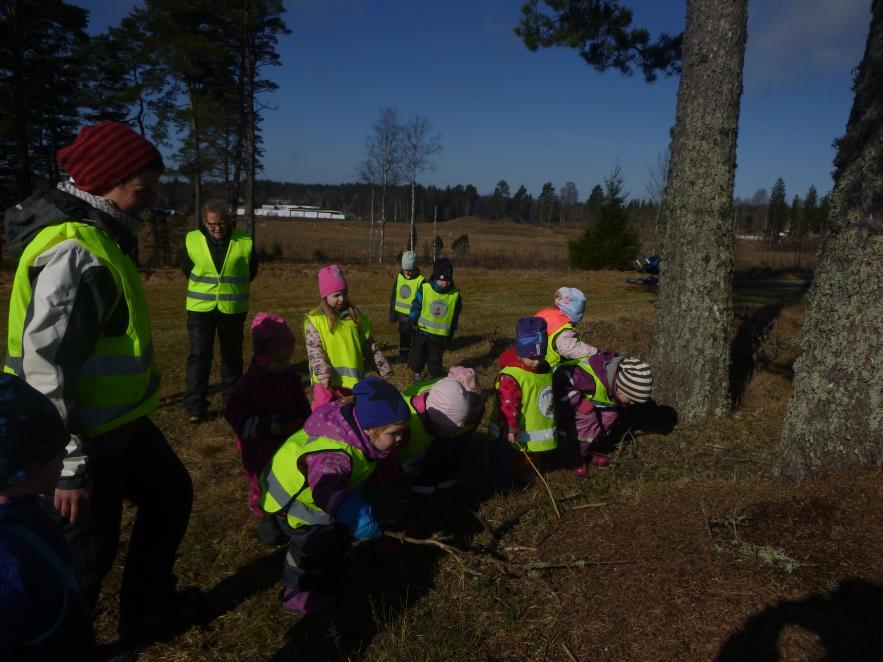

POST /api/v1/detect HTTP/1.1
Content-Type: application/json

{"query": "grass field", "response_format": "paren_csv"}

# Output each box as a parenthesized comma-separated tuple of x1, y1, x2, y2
(1, 219, 878, 661)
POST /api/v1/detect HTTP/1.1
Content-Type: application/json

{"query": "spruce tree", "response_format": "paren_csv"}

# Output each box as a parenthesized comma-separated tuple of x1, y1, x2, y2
(568, 165, 639, 270)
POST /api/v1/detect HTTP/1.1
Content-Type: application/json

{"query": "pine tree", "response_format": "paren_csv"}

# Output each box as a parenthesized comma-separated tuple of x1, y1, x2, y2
(768, 177, 787, 243)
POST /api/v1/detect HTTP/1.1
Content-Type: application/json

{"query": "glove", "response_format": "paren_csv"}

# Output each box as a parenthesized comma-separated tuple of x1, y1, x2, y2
(334, 494, 382, 540)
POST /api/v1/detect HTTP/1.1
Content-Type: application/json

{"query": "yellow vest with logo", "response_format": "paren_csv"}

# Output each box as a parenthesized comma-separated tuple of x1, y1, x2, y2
(5, 222, 159, 436)
(185, 229, 252, 314)
(397, 380, 437, 473)
(417, 283, 459, 337)
(259, 429, 374, 529)
(394, 273, 425, 315)
(304, 309, 371, 388)
(489, 366, 556, 452)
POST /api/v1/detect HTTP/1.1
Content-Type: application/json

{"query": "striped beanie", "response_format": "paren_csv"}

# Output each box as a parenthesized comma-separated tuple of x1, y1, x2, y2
(57, 121, 163, 194)
(615, 358, 653, 403)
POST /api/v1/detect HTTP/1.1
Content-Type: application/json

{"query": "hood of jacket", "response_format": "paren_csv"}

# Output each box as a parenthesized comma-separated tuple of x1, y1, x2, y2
(4, 187, 139, 258)
(303, 401, 391, 461)
(498, 346, 549, 373)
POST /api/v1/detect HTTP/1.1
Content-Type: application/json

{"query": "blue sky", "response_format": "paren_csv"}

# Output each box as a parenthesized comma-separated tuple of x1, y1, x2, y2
(78, 0, 870, 201)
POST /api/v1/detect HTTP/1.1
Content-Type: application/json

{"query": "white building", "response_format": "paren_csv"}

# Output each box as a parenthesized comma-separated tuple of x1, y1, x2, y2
(237, 204, 347, 221)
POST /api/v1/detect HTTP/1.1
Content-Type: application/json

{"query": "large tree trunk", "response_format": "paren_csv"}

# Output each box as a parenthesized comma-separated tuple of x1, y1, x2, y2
(243, 0, 257, 238)
(188, 85, 202, 226)
(776, 0, 883, 482)
(650, 0, 747, 422)
(11, 0, 32, 199)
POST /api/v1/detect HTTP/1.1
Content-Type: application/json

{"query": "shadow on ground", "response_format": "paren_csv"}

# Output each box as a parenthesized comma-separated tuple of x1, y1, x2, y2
(717, 578, 883, 661)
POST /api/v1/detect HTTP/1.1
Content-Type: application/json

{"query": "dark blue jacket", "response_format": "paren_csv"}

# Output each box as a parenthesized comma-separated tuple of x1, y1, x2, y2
(0, 497, 94, 658)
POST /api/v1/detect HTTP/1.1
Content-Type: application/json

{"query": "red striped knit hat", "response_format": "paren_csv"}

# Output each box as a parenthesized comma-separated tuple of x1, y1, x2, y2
(57, 121, 163, 194)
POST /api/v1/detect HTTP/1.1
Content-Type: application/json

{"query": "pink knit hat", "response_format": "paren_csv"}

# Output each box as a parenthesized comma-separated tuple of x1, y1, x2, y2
(445, 366, 481, 395)
(426, 372, 483, 432)
(318, 264, 348, 298)
(251, 312, 295, 367)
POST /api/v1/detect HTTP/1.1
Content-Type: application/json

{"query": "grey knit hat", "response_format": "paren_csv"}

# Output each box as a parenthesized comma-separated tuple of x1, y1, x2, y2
(615, 358, 653, 403)
(401, 251, 418, 270)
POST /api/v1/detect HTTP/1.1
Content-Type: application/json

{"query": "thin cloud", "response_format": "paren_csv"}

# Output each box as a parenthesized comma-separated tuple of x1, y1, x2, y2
(745, 0, 869, 91)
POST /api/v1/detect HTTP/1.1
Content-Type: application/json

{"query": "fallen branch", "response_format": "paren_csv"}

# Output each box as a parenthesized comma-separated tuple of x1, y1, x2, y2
(383, 531, 484, 577)
(569, 502, 607, 511)
(519, 558, 637, 571)
(518, 446, 561, 519)
(562, 641, 580, 662)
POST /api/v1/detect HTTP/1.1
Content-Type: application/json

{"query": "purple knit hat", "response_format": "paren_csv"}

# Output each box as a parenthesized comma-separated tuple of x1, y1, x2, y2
(353, 377, 411, 429)
(515, 317, 548, 358)
(251, 312, 295, 367)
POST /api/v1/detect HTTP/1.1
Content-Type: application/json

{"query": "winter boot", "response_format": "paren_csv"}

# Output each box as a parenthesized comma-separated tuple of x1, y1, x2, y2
(280, 587, 336, 616)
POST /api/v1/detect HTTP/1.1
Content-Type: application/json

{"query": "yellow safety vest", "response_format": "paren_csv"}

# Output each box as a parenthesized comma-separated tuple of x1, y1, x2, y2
(397, 380, 437, 473)
(185, 229, 252, 314)
(304, 309, 371, 389)
(489, 366, 556, 453)
(559, 358, 617, 409)
(259, 430, 374, 530)
(535, 307, 575, 369)
(5, 222, 159, 436)
(394, 273, 425, 314)
(417, 283, 459, 337)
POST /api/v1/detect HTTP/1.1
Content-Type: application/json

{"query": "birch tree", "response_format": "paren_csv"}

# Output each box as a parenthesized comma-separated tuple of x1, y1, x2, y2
(403, 114, 442, 251)
(362, 107, 403, 263)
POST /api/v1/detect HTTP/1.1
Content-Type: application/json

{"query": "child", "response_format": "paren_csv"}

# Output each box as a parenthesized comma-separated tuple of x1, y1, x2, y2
(534, 287, 599, 369)
(409, 257, 462, 379)
(258, 377, 411, 615)
(554, 354, 653, 475)
(388, 250, 425, 364)
(398, 367, 484, 496)
(488, 317, 556, 488)
(305, 264, 391, 409)
(0, 374, 94, 658)
(224, 312, 311, 544)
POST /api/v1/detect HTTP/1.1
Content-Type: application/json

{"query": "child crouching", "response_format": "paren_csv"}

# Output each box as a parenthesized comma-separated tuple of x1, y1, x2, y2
(398, 367, 484, 496)
(258, 377, 411, 615)
(224, 313, 311, 544)
(554, 353, 653, 475)
(488, 317, 556, 489)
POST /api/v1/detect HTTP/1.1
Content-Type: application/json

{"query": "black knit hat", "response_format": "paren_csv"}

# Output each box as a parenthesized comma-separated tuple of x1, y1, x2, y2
(0, 374, 67, 491)
(431, 258, 453, 281)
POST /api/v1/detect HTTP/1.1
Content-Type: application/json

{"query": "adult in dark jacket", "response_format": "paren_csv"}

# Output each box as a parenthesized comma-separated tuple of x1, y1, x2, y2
(181, 200, 259, 422)
(3, 120, 196, 640)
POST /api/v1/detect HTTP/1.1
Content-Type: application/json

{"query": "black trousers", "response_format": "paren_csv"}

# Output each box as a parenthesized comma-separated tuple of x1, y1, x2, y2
(409, 332, 447, 378)
(63, 417, 193, 629)
(396, 313, 415, 359)
(278, 521, 351, 593)
(184, 309, 246, 415)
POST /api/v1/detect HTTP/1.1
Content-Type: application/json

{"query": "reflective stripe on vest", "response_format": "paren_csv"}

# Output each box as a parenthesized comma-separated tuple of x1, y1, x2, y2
(303, 310, 371, 389)
(6, 222, 159, 436)
(185, 229, 252, 314)
(417, 284, 459, 336)
(394, 273, 424, 314)
(259, 430, 374, 530)
(494, 366, 556, 452)
(535, 307, 574, 369)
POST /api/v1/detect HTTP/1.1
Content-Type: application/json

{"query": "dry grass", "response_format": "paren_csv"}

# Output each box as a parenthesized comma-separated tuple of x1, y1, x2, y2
(2, 219, 879, 662)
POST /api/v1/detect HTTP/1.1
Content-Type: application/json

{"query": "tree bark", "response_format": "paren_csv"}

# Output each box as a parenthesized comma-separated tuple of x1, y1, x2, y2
(243, 0, 257, 238)
(650, 0, 747, 422)
(776, 0, 883, 481)
(188, 84, 202, 226)
(10, 0, 32, 199)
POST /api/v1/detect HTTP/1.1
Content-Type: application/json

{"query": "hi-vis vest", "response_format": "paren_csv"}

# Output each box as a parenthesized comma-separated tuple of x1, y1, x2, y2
(560, 355, 622, 410)
(394, 273, 424, 315)
(185, 229, 252, 314)
(535, 307, 575, 368)
(304, 309, 371, 389)
(417, 283, 459, 337)
(259, 430, 374, 530)
(397, 380, 437, 474)
(5, 222, 159, 436)
(488, 366, 556, 452)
